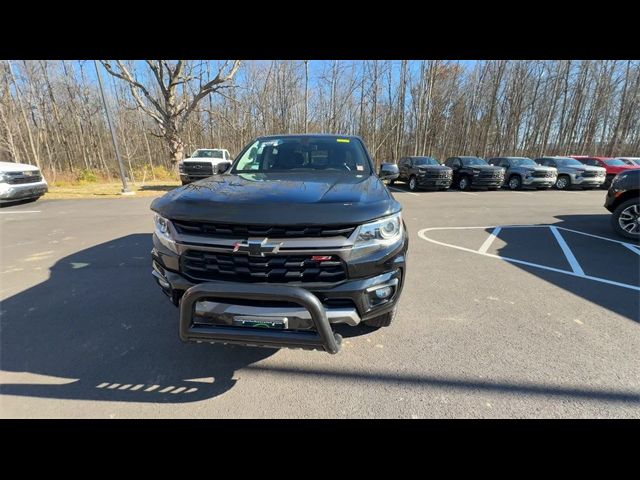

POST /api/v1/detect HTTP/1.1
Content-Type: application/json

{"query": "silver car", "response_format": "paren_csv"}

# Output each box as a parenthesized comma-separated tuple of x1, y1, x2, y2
(534, 156, 606, 190)
(487, 157, 557, 190)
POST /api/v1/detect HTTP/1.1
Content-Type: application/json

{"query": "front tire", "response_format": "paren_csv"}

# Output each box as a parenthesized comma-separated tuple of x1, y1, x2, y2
(611, 198, 640, 240)
(408, 175, 419, 192)
(458, 176, 471, 191)
(508, 175, 522, 190)
(362, 307, 396, 328)
(555, 175, 570, 190)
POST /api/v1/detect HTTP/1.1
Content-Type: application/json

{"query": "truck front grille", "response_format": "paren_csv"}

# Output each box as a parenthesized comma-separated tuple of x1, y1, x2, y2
(182, 250, 347, 283)
(479, 170, 502, 179)
(183, 162, 214, 176)
(173, 221, 357, 239)
(6, 172, 42, 184)
(424, 170, 451, 178)
(532, 171, 554, 178)
(581, 171, 598, 178)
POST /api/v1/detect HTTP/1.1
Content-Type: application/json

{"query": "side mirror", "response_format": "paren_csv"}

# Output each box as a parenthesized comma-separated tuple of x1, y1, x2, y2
(218, 162, 230, 174)
(379, 162, 399, 181)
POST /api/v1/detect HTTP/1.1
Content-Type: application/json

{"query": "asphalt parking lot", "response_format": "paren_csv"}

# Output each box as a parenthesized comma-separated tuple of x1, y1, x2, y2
(1, 187, 639, 418)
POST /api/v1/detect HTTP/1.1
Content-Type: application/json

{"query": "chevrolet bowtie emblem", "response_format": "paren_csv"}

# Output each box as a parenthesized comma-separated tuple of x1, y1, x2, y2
(233, 238, 283, 257)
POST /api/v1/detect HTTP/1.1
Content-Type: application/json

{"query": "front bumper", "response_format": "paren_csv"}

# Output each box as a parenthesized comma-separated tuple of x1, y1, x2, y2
(522, 176, 556, 187)
(180, 173, 211, 183)
(417, 176, 453, 188)
(570, 174, 605, 186)
(471, 177, 504, 187)
(152, 234, 407, 353)
(179, 283, 343, 353)
(0, 180, 48, 201)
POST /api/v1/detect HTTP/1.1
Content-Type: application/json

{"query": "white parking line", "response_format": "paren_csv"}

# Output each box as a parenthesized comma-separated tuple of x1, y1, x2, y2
(508, 191, 534, 195)
(458, 192, 478, 196)
(549, 226, 585, 276)
(389, 187, 419, 196)
(0, 210, 41, 214)
(417, 225, 640, 292)
(622, 243, 640, 255)
(478, 226, 502, 254)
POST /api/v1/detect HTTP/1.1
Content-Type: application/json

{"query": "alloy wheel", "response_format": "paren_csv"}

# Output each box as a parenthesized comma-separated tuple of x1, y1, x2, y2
(618, 204, 640, 234)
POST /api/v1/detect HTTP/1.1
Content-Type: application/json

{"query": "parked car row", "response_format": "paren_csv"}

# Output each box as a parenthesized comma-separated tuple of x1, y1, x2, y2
(388, 155, 640, 192)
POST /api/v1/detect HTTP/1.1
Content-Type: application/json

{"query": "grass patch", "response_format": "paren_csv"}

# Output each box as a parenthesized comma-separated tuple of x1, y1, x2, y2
(46, 180, 181, 199)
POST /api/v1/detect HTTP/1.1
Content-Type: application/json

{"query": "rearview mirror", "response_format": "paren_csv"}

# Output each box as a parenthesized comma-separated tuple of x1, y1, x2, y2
(379, 162, 399, 181)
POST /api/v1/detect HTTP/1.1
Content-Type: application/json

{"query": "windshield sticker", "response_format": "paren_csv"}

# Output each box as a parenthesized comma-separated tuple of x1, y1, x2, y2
(336, 138, 350, 143)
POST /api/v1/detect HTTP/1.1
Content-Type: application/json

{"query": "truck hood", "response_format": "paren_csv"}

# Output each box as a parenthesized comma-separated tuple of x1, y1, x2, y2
(465, 164, 503, 171)
(569, 165, 606, 173)
(520, 165, 556, 173)
(417, 165, 452, 172)
(0, 161, 39, 173)
(151, 172, 401, 225)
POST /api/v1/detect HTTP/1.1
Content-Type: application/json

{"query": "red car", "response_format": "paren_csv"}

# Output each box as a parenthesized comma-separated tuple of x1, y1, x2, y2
(570, 155, 640, 189)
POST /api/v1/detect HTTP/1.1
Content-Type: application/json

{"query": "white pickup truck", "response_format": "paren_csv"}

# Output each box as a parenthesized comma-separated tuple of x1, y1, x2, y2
(0, 161, 48, 204)
(179, 148, 232, 185)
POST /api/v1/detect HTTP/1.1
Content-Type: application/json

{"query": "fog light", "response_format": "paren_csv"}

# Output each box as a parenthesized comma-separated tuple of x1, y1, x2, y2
(374, 286, 393, 299)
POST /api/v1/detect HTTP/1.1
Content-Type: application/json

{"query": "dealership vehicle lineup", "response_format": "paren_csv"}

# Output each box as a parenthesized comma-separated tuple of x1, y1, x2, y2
(1, 137, 639, 418)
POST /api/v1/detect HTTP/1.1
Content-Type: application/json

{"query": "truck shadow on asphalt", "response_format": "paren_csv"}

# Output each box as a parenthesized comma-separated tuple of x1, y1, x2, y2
(492, 214, 639, 323)
(0, 234, 278, 404)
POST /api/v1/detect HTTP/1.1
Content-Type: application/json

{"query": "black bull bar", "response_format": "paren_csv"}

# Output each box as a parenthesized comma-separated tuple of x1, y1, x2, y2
(179, 283, 343, 354)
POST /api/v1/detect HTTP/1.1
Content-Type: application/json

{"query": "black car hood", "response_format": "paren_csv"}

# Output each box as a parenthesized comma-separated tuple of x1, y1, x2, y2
(151, 172, 400, 225)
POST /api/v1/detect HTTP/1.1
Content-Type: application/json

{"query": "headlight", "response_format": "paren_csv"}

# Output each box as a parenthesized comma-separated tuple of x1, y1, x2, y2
(153, 213, 178, 253)
(0, 172, 8, 183)
(351, 212, 403, 260)
(472, 169, 480, 176)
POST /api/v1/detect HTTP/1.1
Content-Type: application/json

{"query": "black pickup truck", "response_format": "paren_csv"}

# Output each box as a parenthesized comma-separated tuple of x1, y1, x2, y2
(392, 156, 453, 191)
(150, 134, 408, 354)
(444, 156, 505, 190)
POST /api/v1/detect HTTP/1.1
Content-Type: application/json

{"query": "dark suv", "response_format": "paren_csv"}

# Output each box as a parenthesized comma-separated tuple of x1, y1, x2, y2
(444, 156, 505, 190)
(604, 169, 640, 240)
(392, 156, 453, 191)
(150, 134, 408, 354)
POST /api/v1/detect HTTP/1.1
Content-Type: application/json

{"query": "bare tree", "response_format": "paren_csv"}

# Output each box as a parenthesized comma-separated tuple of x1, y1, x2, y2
(100, 60, 241, 166)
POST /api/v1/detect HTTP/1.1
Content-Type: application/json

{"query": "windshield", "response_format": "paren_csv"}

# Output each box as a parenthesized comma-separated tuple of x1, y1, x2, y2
(461, 157, 487, 166)
(193, 150, 224, 159)
(414, 157, 439, 166)
(603, 159, 628, 166)
(510, 158, 537, 167)
(232, 136, 372, 174)
(556, 158, 584, 167)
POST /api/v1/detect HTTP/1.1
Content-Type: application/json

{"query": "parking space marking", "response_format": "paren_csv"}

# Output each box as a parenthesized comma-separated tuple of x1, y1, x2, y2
(622, 243, 640, 256)
(478, 226, 502, 254)
(389, 187, 419, 196)
(0, 210, 41, 214)
(458, 192, 478, 196)
(549, 226, 585, 276)
(418, 225, 640, 292)
(508, 191, 534, 195)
